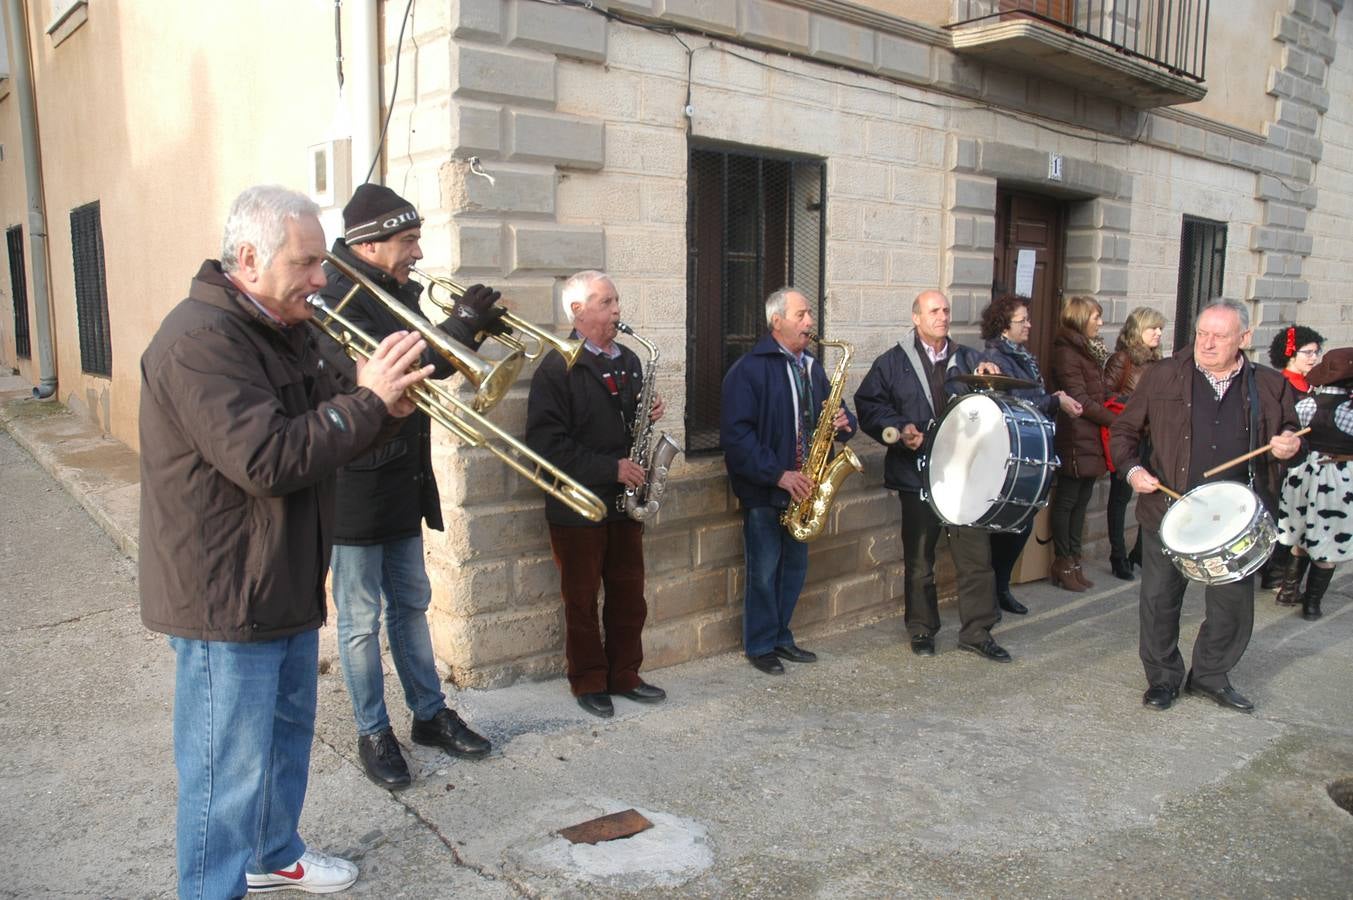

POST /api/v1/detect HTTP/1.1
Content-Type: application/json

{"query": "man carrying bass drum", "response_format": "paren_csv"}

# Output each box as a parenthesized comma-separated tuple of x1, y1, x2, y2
(853, 289, 1012, 664)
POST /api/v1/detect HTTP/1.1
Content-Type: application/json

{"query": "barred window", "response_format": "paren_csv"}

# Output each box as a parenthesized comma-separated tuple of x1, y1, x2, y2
(686, 146, 825, 454)
(1174, 215, 1226, 352)
(70, 201, 113, 377)
(6, 226, 30, 359)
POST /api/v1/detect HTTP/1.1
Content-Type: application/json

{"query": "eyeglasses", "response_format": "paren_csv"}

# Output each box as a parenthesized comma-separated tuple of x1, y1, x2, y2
(1009, 317, 1031, 325)
(1295, 348, 1322, 358)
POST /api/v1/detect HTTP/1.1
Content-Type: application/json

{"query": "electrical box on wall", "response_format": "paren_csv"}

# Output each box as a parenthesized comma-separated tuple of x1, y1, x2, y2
(308, 139, 352, 209)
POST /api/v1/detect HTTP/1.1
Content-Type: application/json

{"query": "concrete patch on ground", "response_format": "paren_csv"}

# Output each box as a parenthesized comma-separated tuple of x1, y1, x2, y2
(504, 801, 713, 890)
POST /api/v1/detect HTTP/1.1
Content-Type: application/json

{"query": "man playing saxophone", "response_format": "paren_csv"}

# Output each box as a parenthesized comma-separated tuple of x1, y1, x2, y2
(720, 287, 857, 676)
(318, 184, 503, 789)
(525, 270, 668, 718)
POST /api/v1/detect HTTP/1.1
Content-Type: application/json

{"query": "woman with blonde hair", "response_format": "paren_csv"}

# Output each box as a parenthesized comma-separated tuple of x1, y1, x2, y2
(1102, 306, 1166, 579)
(1048, 296, 1115, 590)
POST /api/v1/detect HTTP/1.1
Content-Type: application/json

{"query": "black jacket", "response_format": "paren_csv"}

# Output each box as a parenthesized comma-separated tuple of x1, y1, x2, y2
(525, 336, 644, 527)
(853, 330, 988, 494)
(317, 239, 481, 544)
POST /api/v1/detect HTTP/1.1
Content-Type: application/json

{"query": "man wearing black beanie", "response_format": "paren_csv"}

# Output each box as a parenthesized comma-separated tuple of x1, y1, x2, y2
(319, 182, 503, 789)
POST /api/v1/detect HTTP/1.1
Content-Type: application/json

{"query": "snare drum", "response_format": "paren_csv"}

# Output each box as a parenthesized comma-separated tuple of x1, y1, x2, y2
(921, 392, 1059, 531)
(1158, 481, 1276, 584)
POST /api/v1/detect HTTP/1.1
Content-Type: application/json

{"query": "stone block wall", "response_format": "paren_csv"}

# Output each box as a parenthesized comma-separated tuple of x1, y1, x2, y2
(378, 0, 1350, 687)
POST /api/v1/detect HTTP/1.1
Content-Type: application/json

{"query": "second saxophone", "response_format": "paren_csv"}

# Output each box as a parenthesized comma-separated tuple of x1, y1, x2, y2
(781, 335, 863, 542)
(616, 322, 681, 520)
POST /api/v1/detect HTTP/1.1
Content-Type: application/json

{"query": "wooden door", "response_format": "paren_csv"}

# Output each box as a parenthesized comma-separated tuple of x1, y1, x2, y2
(992, 189, 1065, 367)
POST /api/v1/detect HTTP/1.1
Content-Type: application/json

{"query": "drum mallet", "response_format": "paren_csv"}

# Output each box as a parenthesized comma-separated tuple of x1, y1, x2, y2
(1201, 427, 1311, 479)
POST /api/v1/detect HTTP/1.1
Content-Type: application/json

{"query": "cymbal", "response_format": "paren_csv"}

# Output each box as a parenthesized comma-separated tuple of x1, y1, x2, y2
(947, 373, 1038, 392)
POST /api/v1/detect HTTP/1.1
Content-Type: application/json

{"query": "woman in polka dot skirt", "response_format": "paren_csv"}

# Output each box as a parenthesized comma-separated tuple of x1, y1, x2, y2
(1273, 346, 1353, 620)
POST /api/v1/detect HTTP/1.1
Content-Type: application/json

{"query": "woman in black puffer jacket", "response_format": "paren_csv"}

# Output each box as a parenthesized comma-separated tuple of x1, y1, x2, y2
(980, 294, 1082, 615)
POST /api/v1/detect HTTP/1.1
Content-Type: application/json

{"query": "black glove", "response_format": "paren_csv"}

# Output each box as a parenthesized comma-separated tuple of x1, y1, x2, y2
(453, 283, 501, 326)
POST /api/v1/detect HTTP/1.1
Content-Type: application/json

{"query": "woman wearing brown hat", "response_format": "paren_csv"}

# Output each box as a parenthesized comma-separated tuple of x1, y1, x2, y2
(1272, 346, 1353, 620)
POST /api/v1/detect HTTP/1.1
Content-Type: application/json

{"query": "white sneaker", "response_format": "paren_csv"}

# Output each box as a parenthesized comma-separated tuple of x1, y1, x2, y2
(246, 848, 358, 894)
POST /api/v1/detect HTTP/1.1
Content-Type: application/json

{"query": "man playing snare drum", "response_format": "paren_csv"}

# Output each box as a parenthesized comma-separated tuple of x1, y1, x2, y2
(1110, 299, 1301, 713)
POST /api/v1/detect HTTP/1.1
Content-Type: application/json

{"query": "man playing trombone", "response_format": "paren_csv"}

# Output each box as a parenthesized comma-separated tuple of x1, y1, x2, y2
(525, 270, 668, 718)
(319, 184, 502, 788)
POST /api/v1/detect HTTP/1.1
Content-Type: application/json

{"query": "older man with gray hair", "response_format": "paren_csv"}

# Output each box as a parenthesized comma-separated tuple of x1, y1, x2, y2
(139, 184, 432, 897)
(721, 286, 857, 675)
(1111, 299, 1302, 714)
(526, 270, 668, 718)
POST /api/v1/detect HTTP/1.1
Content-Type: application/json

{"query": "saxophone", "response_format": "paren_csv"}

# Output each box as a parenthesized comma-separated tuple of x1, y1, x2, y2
(616, 322, 681, 521)
(781, 335, 864, 542)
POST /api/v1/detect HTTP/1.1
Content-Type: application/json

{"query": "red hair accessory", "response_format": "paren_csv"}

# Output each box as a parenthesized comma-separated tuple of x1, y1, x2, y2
(1285, 326, 1296, 358)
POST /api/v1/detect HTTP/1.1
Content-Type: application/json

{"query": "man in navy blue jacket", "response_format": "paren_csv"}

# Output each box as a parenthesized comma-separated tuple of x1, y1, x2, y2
(854, 290, 1011, 662)
(721, 287, 857, 675)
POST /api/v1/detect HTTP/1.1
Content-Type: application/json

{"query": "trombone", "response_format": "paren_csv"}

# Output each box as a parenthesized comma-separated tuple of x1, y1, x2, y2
(324, 252, 523, 412)
(307, 291, 607, 523)
(412, 267, 586, 369)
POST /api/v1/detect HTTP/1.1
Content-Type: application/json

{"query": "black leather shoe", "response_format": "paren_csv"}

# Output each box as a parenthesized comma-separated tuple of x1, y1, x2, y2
(997, 591, 1028, 615)
(957, 637, 1012, 663)
(576, 692, 615, 717)
(1110, 556, 1135, 581)
(910, 635, 935, 657)
(1142, 684, 1179, 710)
(1184, 672, 1254, 712)
(749, 652, 785, 675)
(411, 708, 492, 758)
(358, 728, 411, 790)
(616, 681, 666, 703)
(774, 644, 818, 663)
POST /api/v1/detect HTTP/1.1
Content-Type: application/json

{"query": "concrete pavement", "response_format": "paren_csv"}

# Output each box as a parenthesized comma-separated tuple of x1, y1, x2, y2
(1, 377, 1351, 898)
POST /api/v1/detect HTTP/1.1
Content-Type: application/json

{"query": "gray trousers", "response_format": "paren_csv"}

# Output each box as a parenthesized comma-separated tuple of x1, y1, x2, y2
(1139, 527, 1254, 691)
(900, 491, 999, 645)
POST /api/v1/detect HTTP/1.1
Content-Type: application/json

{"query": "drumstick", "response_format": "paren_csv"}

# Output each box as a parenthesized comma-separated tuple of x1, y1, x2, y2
(881, 426, 900, 445)
(1201, 427, 1312, 478)
(1156, 484, 1183, 501)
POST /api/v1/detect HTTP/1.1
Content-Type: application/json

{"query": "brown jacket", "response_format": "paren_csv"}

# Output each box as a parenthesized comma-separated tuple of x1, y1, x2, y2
(1108, 350, 1299, 532)
(1103, 348, 1154, 398)
(1049, 327, 1116, 478)
(139, 261, 394, 642)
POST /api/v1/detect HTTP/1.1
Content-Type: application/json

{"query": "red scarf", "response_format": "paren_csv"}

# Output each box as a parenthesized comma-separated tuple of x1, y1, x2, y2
(1100, 397, 1127, 472)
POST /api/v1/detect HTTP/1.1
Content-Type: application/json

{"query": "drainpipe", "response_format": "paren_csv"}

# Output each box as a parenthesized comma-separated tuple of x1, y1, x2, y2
(4, 0, 57, 399)
(348, 0, 381, 186)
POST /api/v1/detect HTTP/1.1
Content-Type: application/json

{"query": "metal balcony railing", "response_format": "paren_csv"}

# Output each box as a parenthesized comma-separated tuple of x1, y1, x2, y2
(951, 1, 1210, 82)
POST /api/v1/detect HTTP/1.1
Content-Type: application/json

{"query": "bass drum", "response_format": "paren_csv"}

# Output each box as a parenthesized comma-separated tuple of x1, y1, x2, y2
(1159, 481, 1276, 584)
(921, 392, 1059, 532)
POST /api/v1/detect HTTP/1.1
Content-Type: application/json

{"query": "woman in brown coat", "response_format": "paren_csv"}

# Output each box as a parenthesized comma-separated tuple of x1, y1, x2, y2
(1102, 306, 1166, 580)
(1048, 296, 1116, 590)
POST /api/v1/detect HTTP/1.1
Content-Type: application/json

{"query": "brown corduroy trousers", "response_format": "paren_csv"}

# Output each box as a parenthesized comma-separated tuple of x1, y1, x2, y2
(548, 520, 647, 695)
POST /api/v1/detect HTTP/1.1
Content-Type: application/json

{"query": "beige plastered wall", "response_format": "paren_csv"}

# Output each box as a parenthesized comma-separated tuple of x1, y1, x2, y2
(1178, 0, 1282, 134)
(0, 71, 32, 376)
(7, 0, 351, 449)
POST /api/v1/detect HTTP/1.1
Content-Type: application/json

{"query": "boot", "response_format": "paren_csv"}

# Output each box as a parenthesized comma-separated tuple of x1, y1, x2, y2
(1274, 554, 1311, 606)
(1110, 555, 1135, 581)
(1261, 543, 1292, 591)
(1051, 556, 1087, 592)
(1127, 539, 1142, 569)
(1301, 565, 1334, 620)
(1072, 556, 1095, 589)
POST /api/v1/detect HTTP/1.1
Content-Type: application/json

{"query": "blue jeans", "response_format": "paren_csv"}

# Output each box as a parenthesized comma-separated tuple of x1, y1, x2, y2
(332, 537, 445, 735)
(742, 506, 809, 656)
(170, 631, 316, 900)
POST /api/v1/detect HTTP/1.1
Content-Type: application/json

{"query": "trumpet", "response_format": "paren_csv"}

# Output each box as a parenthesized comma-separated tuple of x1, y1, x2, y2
(324, 252, 522, 412)
(308, 292, 607, 523)
(412, 267, 586, 369)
